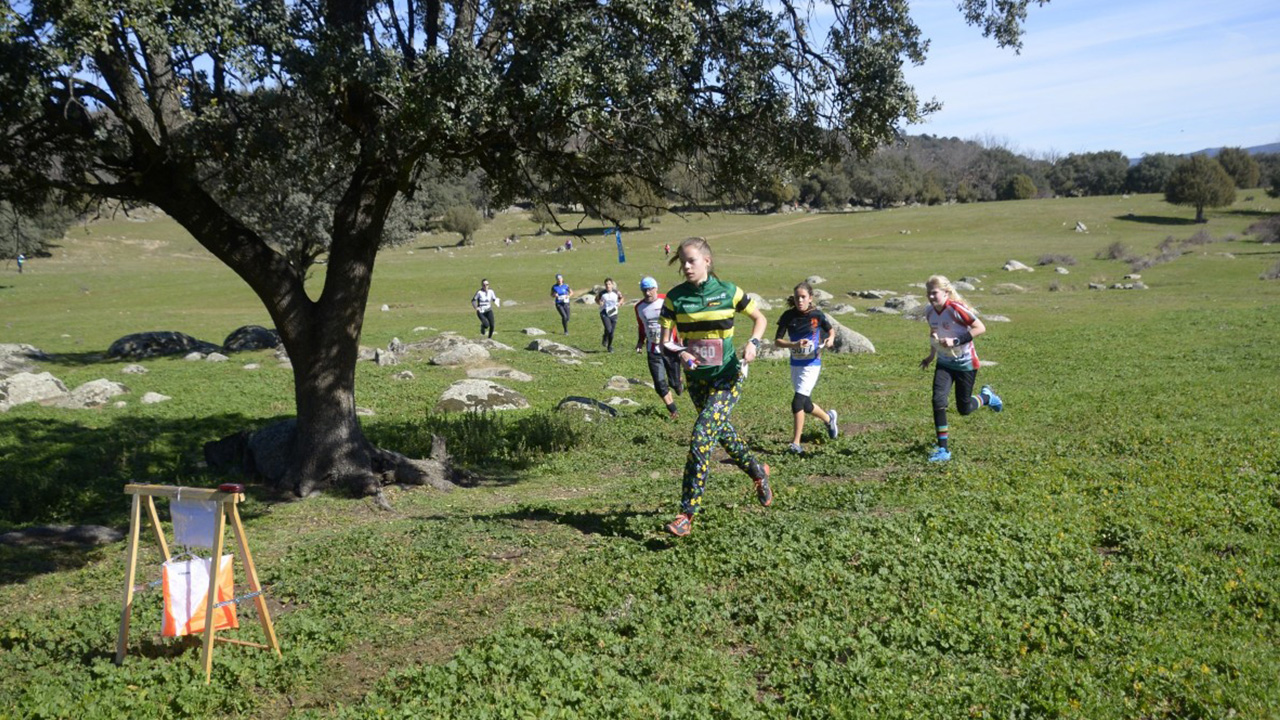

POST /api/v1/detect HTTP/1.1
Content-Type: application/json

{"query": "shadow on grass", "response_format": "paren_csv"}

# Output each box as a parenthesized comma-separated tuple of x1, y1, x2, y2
(485, 506, 660, 545)
(1224, 208, 1279, 219)
(0, 412, 267, 584)
(1115, 215, 1199, 226)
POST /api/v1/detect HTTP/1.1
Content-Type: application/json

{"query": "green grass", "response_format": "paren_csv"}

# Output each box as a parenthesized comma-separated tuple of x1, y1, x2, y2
(1, 194, 1279, 718)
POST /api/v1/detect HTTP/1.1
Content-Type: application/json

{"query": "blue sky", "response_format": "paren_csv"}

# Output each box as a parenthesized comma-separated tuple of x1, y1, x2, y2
(897, 0, 1280, 159)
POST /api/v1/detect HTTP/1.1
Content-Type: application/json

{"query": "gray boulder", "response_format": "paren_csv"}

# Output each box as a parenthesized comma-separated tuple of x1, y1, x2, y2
(526, 339, 585, 358)
(604, 375, 652, 391)
(1002, 259, 1034, 272)
(436, 379, 530, 412)
(205, 352, 229, 362)
(828, 320, 876, 354)
(884, 295, 921, 311)
(747, 293, 773, 312)
(556, 396, 619, 421)
(476, 337, 515, 352)
(0, 343, 51, 380)
(522, 327, 548, 336)
(222, 325, 281, 352)
(467, 367, 534, 383)
(107, 331, 222, 360)
(431, 343, 490, 366)
(0, 371, 69, 411)
(866, 306, 900, 315)
(810, 288, 834, 303)
(141, 392, 171, 404)
(375, 348, 399, 366)
(121, 364, 148, 374)
(805, 275, 826, 285)
(51, 379, 129, 409)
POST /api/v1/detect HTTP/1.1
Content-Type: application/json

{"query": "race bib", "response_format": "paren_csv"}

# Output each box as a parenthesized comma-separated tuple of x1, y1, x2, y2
(686, 338, 725, 367)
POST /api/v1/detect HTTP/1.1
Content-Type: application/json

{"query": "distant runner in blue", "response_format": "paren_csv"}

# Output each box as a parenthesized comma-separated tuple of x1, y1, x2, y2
(549, 273, 574, 334)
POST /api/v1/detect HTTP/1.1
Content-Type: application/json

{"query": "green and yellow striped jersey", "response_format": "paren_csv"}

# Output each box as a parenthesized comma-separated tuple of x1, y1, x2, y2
(659, 276, 757, 378)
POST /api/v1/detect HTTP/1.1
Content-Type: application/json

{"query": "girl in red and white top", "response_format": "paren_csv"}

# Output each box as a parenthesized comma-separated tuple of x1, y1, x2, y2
(919, 275, 1002, 463)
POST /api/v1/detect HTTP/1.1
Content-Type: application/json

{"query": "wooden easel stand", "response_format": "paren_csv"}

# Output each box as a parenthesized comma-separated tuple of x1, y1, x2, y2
(114, 483, 281, 683)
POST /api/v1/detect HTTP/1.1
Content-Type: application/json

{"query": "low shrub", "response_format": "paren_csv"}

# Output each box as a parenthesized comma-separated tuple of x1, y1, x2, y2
(1095, 241, 1133, 261)
(1036, 253, 1076, 266)
(1246, 215, 1280, 244)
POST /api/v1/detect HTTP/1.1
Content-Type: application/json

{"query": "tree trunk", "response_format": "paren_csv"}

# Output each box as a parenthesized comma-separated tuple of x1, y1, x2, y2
(149, 161, 454, 499)
(284, 323, 378, 498)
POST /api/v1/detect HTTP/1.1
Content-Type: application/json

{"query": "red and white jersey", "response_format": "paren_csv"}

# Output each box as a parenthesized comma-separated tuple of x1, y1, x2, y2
(926, 300, 980, 370)
(635, 294, 678, 352)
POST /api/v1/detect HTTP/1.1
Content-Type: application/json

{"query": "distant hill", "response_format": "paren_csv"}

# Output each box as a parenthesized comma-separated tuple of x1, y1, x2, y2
(1187, 142, 1280, 158)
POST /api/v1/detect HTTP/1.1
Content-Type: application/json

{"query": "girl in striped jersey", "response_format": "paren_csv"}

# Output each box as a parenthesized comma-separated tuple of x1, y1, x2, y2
(919, 275, 1003, 463)
(659, 237, 772, 537)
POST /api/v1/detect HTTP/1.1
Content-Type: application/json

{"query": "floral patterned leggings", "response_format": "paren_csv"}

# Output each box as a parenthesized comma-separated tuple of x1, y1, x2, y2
(680, 368, 763, 516)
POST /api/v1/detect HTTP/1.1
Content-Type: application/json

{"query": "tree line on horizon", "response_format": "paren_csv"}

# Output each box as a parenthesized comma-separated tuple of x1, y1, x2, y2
(6, 135, 1276, 263)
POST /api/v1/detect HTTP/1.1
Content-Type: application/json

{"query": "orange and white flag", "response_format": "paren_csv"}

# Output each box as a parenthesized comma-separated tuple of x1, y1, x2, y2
(161, 554, 239, 637)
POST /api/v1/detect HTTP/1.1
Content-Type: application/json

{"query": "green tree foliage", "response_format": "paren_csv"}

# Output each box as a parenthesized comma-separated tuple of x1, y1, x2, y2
(1254, 153, 1280, 198)
(440, 205, 484, 246)
(588, 177, 669, 228)
(800, 168, 852, 209)
(0, 0, 1042, 495)
(753, 177, 799, 212)
(0, 199, 76, 260)
(529, 204, 556, 233)
(1215, 147, 1261, 189)
(1000, 174, 1037, 200)
(1165, 155, 1237, 223)
(1050, 151, 1130, 196)
(1126, 153, 1180, 194)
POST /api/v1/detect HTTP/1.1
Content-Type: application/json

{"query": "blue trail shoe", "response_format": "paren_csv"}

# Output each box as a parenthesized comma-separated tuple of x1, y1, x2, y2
(928, 446, 952, 463)
(826, 409, 840, 439)
(787, 443, 804, 455)
(981, 385, 1003, 412)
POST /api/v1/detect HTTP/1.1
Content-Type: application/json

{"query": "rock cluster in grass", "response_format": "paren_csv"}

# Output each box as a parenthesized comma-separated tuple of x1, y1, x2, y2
(0, 343, 52, 379)
(436, 379, 530, 412)
(108, 330, 222, 359)
(223, 325, 281, 351)
(556, 396, 619, 421)
(526, 339, 585, 359)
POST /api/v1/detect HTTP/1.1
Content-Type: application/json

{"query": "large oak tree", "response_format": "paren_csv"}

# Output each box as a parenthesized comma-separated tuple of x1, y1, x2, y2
(1, 0, 1041, 497)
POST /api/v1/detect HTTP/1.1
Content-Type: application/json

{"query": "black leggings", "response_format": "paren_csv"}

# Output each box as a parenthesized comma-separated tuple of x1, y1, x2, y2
(646, 350, 684, 397)
(476, 309, 494, 337)
(600, 311, 617, 350)
(932, 365, 979, 428)
(556, 302, 571, 332)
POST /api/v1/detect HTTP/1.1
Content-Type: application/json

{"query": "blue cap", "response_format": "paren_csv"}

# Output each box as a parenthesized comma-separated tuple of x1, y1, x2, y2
(640, 276, 658, 290)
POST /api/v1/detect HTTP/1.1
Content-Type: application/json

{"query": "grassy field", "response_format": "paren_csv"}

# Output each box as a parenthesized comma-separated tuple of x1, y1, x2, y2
(1, 193, 1279, 718)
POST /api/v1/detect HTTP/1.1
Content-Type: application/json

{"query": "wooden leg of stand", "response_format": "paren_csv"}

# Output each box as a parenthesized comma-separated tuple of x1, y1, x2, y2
(228, 503, 281, 656)
(144, 496, 171, 561)
(115, 495, 142, 665)
(199, 502, 228, 683)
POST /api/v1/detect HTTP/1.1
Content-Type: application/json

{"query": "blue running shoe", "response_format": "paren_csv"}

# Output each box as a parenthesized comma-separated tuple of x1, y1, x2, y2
(981, 385, 1003, 412)
(827, 409, 840, 439)
(928, 446, 952, 463)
